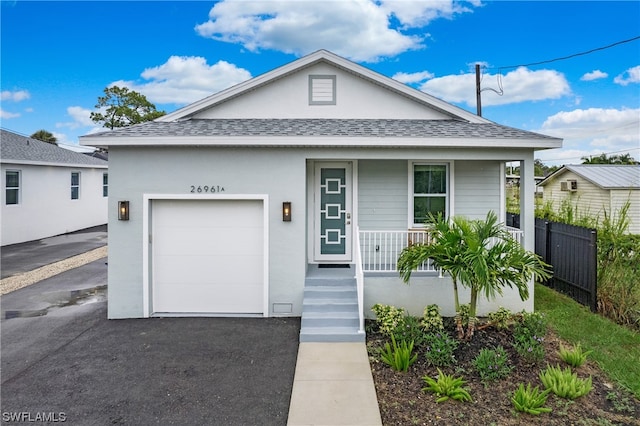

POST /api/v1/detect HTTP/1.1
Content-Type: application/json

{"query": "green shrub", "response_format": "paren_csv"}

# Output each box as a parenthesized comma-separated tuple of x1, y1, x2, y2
(511, 383, 552, 415)
(379, 335, 417, 372)
(422, 368, 472, 403)
(540, 364, 593, 400)
(393, 316, 425, 347)
(513, 311, 547, 363)
(558, 343, 592, 368)
(371, 304, 405, 336)
(488, 307, 513, 329)
(421, 304, 444, 332)
(424, 331, 458, 367)
(473, 346, 513, 383)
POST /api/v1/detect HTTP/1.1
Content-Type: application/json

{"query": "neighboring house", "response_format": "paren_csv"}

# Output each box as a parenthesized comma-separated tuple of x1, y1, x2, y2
(81, 50, 561, 339)
(1, 129, 108, 246)
(538, 164, 640, 234)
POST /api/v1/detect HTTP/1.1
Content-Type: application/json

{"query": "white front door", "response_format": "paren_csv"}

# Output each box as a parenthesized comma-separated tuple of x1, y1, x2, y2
(314, 162, 353, 262)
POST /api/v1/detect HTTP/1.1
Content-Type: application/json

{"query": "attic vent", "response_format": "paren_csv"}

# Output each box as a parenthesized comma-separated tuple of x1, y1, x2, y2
(309, 75, 336, 105)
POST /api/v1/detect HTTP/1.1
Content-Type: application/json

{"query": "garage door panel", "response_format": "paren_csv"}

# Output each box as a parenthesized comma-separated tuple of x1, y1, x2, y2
(154, 255, 263, 285)
(154, 283, 263, 313)
(151, 199, 265, 315)
(154, 227, 263, 256)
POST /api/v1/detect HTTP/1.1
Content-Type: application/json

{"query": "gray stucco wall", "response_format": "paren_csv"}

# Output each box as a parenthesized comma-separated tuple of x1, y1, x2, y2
(107, 146, 308, 319)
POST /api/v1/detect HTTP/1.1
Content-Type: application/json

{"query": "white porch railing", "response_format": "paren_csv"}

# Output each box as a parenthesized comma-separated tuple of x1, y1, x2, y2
(359, 227, 524, 273)
(354, 227, 365, 334)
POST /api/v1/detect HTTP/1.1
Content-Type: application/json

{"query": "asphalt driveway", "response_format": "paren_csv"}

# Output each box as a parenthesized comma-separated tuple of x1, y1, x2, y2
(1, 256, 300, 425)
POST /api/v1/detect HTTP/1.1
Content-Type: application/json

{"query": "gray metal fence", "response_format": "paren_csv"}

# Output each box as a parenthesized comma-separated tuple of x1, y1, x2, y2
(510, 214, 598, 311)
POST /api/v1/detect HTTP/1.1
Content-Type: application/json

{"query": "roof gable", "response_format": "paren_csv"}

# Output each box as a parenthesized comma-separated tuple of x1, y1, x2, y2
(539, 164, 640, 189)
(158, 49, 488, 124)
(1, 129, 108, 167)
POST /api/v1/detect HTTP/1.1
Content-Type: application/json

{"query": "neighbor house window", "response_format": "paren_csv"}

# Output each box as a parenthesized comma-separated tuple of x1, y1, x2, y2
(309, 75, 336, 105)
(411, 163, 448, 226)
(5, 170, 20, 205)
(103, 173, 108, 197)
(71, 172, 80, 199)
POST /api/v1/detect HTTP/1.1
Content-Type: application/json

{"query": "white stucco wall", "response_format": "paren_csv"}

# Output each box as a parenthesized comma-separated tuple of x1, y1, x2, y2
(194, 63, 451, 120)
(1, 163, 108, 246)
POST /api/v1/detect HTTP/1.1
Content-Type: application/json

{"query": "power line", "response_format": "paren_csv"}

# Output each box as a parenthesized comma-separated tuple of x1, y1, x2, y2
(494, 35, 640, 71)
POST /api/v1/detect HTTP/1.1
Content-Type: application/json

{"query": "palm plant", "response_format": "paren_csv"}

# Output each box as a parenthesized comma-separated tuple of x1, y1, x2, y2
(398, 211, 551, 340)
(30, 129, 57, 145)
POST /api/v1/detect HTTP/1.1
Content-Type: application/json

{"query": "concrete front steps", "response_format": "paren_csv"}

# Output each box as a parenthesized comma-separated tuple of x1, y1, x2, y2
(300, 265, 365, 343)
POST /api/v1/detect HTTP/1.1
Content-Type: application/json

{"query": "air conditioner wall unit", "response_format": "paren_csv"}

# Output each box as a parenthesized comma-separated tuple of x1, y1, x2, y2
(560, 181, 569, 191)
(561, 180, 578, 192)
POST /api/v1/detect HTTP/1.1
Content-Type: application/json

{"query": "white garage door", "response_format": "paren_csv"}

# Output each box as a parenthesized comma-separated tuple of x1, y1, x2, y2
(152, 199, 264, 315)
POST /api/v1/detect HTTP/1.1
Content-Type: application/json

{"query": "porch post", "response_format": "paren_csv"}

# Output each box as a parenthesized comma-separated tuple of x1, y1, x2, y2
(519, 156, 535, 253)
(520, 155, 535, 311)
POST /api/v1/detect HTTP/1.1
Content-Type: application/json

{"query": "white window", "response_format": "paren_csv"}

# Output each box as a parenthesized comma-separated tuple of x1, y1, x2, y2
(5, 170, 20, 205)
(309, 75, 336, 105)
(410, 163, 448, 226)
(103, 173, 108, 197)
(71, 172, 80, 200)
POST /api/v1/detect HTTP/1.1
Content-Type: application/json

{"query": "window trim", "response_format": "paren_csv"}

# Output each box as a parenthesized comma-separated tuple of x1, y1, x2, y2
(408, 162, 450, 228)
(71, 172, 80, 200)
(5, 170, 21, 205)
(103, 173, 108, 197)
(309, 74, 336, 105)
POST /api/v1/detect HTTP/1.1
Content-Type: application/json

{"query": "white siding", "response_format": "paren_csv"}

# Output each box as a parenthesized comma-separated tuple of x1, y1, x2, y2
(1, 163, 108, 246)
(358, 160, 407, 230)
(454, 160, 501, 220)
(543, 171, 612, 221)
(611, 189, 640, 234)
(194, 63, 451, 120)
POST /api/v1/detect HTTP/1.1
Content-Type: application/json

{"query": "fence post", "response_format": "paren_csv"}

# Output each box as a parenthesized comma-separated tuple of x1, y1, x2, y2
(544, 221, 552, 287)
(589, 229, 598, 312)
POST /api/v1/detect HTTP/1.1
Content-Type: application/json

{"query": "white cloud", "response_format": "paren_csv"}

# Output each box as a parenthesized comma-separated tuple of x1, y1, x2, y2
(392, 70, 434, 84)
(419, 67, 571, 107)
(1, 89, 30, 102)
(0, 109, 20, 119)
(195, 0, 478, 62)
(580, 70, 608, 81)
(613, 65, 640, 86)
(536, 107, 640, 165)
(112, 56, 252, 105)
(56, 106, 94, 129)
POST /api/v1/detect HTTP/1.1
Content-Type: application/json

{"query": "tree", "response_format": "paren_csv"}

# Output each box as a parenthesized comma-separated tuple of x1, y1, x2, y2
(398, 211, 551, 340)
(581, 153, 639, 165)
(90, 86, 165, 129)
(30, 129, 57, 145)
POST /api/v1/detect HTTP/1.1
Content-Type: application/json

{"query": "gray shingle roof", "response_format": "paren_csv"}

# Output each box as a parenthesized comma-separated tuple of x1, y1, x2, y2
(83, 119, 559, 141)
(564, 164, 640, 189)
(1, 129, 108, 167)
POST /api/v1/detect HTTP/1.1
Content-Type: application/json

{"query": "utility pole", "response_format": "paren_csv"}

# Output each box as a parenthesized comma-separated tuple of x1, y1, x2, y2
(475, 63, 482, 117)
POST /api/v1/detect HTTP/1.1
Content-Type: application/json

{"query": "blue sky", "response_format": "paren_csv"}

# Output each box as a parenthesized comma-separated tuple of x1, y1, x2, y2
(1, 1, 639, 166)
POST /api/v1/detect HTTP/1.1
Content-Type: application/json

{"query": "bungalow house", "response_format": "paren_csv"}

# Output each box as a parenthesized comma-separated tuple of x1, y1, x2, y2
(538, 164, 640, 234)
(80, 50, 561, 341)
(1, 129, 108, 246)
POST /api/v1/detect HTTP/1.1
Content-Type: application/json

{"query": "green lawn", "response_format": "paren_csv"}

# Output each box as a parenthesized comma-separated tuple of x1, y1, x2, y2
(535, 284, 640, 398)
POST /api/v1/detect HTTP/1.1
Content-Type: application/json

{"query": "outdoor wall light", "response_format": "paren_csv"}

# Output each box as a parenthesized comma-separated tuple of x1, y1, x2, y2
(118, 201, 130, 221)
(282, 202, 292, 222)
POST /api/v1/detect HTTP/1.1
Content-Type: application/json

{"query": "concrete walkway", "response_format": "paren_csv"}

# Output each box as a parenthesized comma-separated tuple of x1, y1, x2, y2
(287, 342, 382, 426)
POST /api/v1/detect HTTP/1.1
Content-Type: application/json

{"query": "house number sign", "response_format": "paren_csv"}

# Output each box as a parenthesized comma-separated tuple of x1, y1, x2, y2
(190, 185, 225, 193)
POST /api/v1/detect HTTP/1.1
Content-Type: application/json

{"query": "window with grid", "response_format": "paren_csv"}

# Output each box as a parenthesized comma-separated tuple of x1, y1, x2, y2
(411, 164, 448, 226)
(5, 171, 20, 205)
(103, 173, 108, 197)
(71, 172, 80, 200)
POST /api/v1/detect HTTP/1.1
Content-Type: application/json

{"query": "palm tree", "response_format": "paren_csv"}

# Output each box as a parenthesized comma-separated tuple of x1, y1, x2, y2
(398, 213, 467, 338)
(398, 211, 551, 340)
(30, 130, 57, 145)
